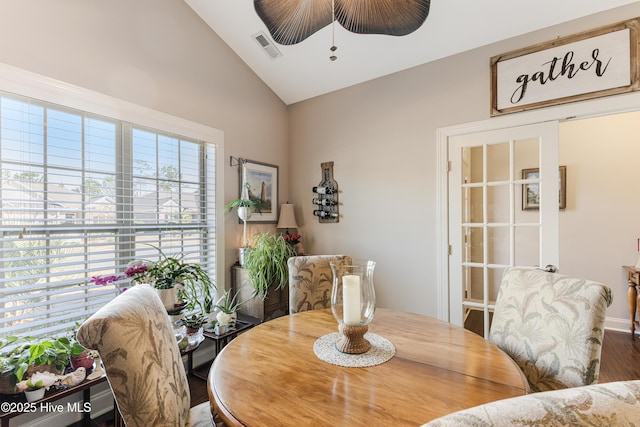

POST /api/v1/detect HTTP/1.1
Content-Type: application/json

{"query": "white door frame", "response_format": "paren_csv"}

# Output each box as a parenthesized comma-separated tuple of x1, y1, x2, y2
(436, 91, 640, 322)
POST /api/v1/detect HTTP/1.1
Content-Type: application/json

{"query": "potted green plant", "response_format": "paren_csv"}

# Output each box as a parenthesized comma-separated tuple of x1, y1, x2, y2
(213, 286, 251, 328)
(181, 313, 208, 334)
(244, 232, 296, 300)
(225, 197, 267, 220)
(226, 186, 269, 266)
(140, 247, 215, 313)
(91, 245, 216, 314)
(180, 313, 208, 345)
(225, 172, 269, 265)
(215, 287, 246, 315)
(18, 371, 58, 402)
(66, 322, 98, 373)
(0, 336, 71, 394)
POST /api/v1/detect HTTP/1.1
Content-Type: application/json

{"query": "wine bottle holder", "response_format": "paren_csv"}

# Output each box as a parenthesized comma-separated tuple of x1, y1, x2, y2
(312, 161, 339, 223)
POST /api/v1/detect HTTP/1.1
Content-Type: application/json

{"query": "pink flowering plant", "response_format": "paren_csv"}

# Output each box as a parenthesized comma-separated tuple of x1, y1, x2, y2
(89, 260, 154, 293)
(283, 232, 301, 245)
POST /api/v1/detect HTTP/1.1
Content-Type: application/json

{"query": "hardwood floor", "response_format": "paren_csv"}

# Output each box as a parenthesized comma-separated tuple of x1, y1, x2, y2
(81, 329, 639, 427)
(598, 329, 640, 383)
(189, 368, 211, 407)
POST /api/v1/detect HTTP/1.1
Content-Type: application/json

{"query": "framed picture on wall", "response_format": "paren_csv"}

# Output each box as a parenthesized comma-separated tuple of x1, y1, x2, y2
(240, 159, 279, 223)
(522, 166, 566, 210)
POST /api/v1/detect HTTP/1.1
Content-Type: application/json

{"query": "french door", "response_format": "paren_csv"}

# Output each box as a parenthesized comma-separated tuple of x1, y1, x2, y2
(448, 122, 560, 337)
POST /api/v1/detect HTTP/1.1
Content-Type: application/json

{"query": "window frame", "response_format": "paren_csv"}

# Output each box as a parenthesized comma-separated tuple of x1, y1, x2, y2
(0, 63, 225, 337)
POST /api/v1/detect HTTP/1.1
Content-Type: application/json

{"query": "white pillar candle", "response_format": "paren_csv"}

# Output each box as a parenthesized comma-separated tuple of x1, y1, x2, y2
(342, 274, 361, 325)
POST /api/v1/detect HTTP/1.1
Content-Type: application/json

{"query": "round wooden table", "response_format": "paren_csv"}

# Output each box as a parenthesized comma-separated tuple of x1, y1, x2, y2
(208, 308, 529, 426)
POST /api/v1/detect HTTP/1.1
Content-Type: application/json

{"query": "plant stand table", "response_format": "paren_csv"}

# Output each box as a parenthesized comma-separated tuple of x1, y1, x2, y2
(182, 336, 205, 378)
(187, 319, 255, 380)
(0, 374, 108, 427)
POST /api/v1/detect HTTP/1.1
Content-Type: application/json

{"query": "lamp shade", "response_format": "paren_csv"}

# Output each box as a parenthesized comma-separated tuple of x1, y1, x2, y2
(277, 203, 298, 229)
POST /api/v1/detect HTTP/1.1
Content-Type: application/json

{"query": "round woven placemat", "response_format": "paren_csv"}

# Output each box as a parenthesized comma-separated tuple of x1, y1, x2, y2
(313, 332, 395, 368)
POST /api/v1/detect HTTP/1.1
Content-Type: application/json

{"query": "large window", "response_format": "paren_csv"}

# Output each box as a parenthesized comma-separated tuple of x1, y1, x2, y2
(0, 92, 218, 339)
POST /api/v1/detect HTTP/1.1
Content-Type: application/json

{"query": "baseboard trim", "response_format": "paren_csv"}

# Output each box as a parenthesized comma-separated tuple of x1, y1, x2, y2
(605, 315, 638, 335)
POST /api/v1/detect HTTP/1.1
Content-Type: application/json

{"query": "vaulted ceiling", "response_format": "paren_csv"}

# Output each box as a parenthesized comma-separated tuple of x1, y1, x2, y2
(185, 0, 639, 105)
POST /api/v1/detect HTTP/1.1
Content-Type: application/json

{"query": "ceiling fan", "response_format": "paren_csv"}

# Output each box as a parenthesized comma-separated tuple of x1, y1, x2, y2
(254, 0, 431, 59)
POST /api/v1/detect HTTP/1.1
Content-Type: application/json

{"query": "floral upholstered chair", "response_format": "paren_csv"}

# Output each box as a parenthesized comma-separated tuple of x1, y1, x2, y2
(489, 267, 613, 393)
(77, 284, 213, 427)
(422, 380, 640, 426)
(288, 255, 352, 313)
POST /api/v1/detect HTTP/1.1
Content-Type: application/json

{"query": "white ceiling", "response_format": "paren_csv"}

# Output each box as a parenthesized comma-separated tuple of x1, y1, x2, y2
(185, 0, 639, 105)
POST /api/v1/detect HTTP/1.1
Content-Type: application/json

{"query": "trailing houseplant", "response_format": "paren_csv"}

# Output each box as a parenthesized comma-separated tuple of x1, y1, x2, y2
(224, 196, 268, 217)
(244, 232, 296, 300)
(151, 253, 215, 313)
(226, 184, 270, 265)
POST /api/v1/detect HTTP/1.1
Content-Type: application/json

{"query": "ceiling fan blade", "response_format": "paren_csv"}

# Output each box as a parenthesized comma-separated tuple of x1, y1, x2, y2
(335, 0, 430, 36)
(254, 0, 431, 46)
(254, 0, 332, 45)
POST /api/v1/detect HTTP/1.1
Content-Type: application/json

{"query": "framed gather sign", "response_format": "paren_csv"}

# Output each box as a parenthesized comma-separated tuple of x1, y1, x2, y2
(491, 18, 640, 116)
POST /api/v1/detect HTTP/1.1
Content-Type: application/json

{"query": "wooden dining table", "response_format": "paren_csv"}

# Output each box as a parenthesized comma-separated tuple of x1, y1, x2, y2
(207, 308, 529, 426)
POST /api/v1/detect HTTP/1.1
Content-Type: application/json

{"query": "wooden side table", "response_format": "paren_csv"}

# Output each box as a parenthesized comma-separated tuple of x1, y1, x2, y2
(623, 266, 640, 336)
(0, 375, 108, 427)
(186, 319, 255, 380)
(182, 336, 205, 378)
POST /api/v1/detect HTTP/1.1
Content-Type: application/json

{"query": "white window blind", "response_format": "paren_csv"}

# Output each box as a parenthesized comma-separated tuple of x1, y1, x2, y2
(0, 92, 217, 339)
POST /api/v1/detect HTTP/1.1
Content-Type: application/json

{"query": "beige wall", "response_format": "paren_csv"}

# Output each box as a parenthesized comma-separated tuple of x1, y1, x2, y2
(289, 3, 640, 322)
(1, 0, 638, 325)
(288, 49, 487, 316)
(0, 0, 289, 290)
(559, 111, 640, 323)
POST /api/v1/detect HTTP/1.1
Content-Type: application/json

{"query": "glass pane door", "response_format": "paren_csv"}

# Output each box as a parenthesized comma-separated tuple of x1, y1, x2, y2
(448, 122, 559, 337)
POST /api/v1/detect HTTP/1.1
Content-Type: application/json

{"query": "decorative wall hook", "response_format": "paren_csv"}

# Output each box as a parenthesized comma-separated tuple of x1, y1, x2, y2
(230, 156, 247, 168)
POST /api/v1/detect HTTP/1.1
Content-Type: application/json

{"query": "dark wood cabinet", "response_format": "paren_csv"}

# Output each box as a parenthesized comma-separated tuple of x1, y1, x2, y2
(231, 264, 288, 322)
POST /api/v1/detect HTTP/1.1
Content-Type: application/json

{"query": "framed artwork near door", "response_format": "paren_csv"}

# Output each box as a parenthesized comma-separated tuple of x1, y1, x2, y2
(522, 166, 566, 210)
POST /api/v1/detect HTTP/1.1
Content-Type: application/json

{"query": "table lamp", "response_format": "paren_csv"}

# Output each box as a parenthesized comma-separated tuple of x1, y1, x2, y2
(276, 203, 298, 232)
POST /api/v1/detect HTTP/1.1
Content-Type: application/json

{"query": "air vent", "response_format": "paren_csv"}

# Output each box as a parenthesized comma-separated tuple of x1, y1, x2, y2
(252, 31, 282, 60)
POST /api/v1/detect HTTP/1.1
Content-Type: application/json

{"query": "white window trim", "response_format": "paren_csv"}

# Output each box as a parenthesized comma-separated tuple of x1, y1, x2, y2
(0, 62, 226, 293)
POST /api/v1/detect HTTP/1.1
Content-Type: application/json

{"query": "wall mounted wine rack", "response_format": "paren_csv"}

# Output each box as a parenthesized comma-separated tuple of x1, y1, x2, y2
(312, 161, 339, 223)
